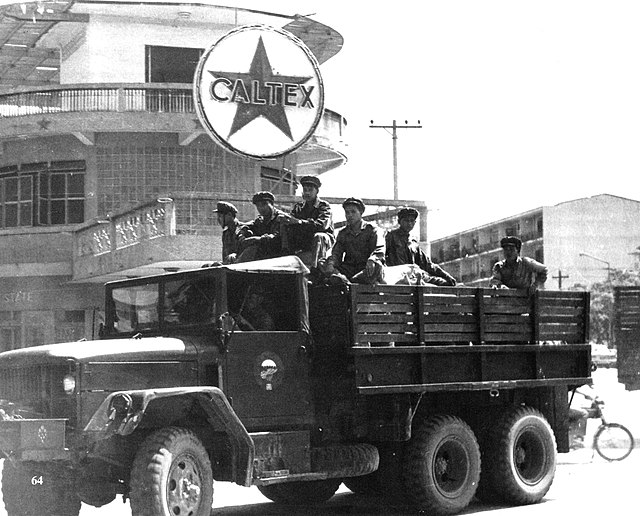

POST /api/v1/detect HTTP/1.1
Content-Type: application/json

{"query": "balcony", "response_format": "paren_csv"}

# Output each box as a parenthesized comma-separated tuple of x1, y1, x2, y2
(0, 83, 347, 175)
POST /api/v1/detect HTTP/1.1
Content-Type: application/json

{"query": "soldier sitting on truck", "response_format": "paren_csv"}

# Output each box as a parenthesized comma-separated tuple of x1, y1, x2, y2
(236, 191, 286, 263)
(277, 175, 335, 268)
(213, 200, 243, 264)
(489, 236, 548, 294)
(385, 206, 457, 286)
(326, 197, 385, 284)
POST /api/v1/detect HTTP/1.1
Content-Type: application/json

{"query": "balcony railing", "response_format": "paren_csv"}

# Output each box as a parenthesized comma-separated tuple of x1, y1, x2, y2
(0, 84, 195, 118)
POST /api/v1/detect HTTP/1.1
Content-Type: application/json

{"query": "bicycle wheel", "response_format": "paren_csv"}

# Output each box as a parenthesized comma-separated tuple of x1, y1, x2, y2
(593, 423, 634, 461)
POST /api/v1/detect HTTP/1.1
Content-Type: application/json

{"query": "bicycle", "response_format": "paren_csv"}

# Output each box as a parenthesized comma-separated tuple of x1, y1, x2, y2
(569, 390, 635, 461)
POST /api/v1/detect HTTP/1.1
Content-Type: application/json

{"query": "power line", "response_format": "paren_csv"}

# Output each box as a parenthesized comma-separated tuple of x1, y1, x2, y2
(369, 120, 422, 200)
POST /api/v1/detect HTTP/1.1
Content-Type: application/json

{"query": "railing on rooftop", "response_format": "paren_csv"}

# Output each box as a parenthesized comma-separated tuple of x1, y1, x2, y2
(0, 84, 195, 117)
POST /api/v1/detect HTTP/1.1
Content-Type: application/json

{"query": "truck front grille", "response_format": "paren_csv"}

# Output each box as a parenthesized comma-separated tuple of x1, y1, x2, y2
(0, 365, 73, 421)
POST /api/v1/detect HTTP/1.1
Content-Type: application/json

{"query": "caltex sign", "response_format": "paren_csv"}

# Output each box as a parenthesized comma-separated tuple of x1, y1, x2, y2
(194, 24, 324, 159)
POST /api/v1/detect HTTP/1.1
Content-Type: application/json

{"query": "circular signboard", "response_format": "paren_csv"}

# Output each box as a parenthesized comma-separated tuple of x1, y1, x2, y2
(194, 24, 325, 159)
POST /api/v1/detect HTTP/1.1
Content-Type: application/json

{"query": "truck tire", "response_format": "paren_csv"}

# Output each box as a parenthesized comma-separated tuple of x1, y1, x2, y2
(130, 427, 213, 516)
(403, 415, 480, 516)
(1, 461, 81, 516)
(478, 406, 556, 505)
(258, 478, 341, 505)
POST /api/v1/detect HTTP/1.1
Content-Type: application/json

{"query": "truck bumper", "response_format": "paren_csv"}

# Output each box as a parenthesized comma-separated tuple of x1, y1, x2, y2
(0, 419, 69, 461)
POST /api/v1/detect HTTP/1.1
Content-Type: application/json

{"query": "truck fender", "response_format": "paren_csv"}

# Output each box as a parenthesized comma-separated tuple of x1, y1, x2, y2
(84, 386, 254, 486)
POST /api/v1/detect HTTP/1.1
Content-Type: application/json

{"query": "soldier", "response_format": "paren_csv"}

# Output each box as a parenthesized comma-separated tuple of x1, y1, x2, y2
(385, 207, 457, 286)
(327, 197, 385, 284)
(489, 236, 548, 294)
(278, 175, 334, 267)
(213, 201, 242, 264)
(236, 191, 286, 263)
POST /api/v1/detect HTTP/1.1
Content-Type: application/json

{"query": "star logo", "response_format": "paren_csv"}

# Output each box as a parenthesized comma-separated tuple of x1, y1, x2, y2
(194, 25, 324, 159)
(208, 36, 312, 141)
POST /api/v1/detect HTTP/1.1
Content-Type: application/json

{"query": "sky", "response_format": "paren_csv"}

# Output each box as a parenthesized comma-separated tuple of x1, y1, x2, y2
(226, 0, 640, 240)
(3, 0, 639, 240)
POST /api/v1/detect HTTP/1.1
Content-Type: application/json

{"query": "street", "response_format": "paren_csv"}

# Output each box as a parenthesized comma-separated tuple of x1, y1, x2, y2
(60, 449, 637, 515)
(2, 367, 638, 516)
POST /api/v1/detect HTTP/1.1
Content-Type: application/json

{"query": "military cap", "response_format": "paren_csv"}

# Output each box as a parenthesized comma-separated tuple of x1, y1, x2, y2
(342, 197, 366, 212)
(299, 175, 321, 188)
(252, 191, 275, 204)
(500, 236, 522, 251)
(212, 201, 238, 215)
(397, 206, 419, 220)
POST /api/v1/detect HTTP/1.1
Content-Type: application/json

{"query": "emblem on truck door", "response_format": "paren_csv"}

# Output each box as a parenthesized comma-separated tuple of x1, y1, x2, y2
(255, 352, 284, 391)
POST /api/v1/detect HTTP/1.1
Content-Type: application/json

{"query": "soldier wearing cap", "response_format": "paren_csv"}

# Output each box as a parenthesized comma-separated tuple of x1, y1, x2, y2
(213, 201, 242, 264)
(327, 197, 385, 284)
(278, 175, 334, 267)
(489, 236, 548, 294)
(385, 207, 457, 286)
(236, 191, 286, 262)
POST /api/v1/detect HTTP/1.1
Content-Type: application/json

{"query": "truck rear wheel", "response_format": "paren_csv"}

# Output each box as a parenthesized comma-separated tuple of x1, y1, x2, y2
(258, 478, 341, 505)
(403, 415, 480, 516)
(1, 461, 80, 516)
(130, 427, 213, 516)
(478, 406, 556, 505)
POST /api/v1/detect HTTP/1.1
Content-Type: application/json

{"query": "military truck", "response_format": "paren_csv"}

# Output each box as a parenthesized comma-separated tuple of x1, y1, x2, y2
(0, 256, 591, 516)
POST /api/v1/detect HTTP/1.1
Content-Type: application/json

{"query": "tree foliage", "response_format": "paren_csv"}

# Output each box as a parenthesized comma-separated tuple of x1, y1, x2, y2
(570, 268, 640, 346)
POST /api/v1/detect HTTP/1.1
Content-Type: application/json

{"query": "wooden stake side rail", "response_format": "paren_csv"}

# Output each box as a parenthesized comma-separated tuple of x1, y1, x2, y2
(351, 344, 592, 394)
(613, 286, 640, 390)
(349, 285, 589, 347)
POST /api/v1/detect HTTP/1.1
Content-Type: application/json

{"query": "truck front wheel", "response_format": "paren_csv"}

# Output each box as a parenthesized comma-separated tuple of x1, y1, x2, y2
(403, 415, 480, 516)
(478, 406, 556, 505)
(1, 461, 80, 516)
(130, 427, 213, 516)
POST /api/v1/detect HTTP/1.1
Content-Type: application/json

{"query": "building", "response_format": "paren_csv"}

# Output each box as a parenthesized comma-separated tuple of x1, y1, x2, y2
(430, 194, 640, 288)
(0, 0, 427, 352)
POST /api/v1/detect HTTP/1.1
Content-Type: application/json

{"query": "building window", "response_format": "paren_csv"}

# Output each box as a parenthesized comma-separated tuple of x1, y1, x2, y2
(260, 167, 296, 196)
(145, 45, 203, 84)
(0, 161, 85, 228)
(505, 223, 520, 237)
(537, 218, 543, 236)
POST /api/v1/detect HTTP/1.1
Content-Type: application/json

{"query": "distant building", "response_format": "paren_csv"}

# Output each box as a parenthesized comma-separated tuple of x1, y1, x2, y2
(430, 194, 640, 288)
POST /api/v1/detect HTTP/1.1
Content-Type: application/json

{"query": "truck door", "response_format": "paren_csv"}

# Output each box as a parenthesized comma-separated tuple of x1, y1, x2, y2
(223, 274, 312, 426)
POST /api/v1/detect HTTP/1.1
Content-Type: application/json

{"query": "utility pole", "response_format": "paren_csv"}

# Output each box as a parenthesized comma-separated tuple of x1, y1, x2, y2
(552, 270, 569, 289)
(369, 120, 422, 200)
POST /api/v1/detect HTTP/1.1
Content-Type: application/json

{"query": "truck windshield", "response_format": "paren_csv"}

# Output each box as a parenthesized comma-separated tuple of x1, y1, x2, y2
(108, 275, 217, 334)
(111, 284, 159, 333)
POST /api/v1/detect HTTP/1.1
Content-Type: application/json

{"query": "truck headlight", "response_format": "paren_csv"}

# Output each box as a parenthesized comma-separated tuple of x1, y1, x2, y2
(63, 374, 76, 394)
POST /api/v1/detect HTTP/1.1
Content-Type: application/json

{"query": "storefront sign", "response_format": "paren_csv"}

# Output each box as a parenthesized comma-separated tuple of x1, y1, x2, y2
(194, 24, 324, 159)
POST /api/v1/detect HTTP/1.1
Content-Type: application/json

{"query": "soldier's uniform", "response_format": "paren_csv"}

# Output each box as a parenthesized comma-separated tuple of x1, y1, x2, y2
(213, 201, 242, 264)
(285, 176, 335, 266)
(329, 197, 385, 283)
(385, 207, 457, 286)
(237, 192, 286, 262)
(489, 236, 548, 291)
